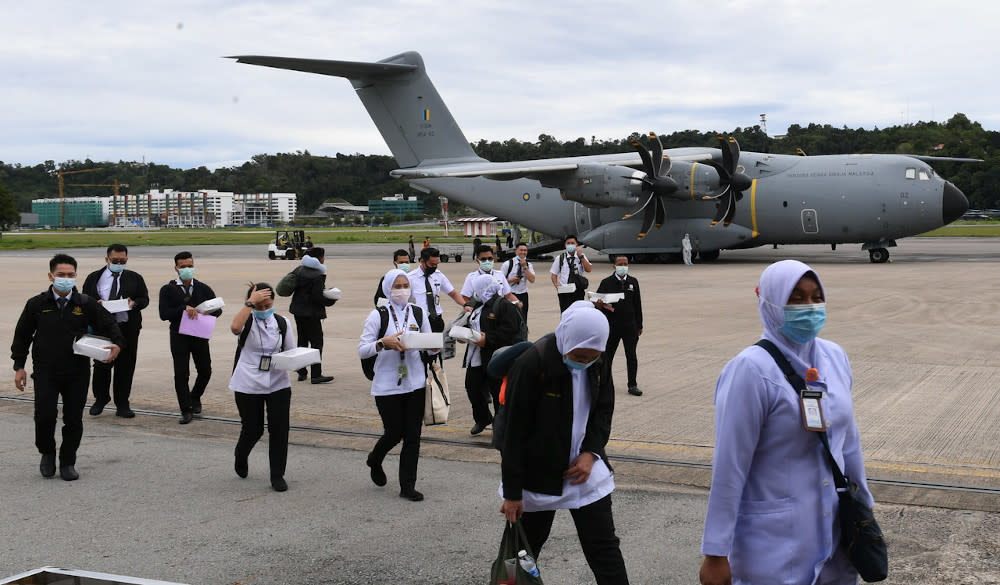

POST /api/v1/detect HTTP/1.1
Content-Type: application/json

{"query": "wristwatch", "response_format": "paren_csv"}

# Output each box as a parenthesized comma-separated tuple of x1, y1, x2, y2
(244, 301, 255, 308)
(376, 340, 385, 351)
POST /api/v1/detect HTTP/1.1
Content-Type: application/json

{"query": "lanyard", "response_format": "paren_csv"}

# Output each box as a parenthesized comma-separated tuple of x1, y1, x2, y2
(388, 304, 411, 334)
(252, 317, 282, 354)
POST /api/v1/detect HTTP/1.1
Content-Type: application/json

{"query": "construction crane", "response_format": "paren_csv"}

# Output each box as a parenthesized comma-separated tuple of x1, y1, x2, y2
(52, 168, 128, 228)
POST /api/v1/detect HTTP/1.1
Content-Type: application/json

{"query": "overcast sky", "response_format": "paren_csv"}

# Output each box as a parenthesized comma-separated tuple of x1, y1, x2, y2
(3, 0, 998, 170)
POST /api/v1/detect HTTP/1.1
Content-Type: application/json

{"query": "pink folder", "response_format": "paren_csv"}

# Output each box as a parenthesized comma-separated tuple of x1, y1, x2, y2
(178, 314, 217, 339)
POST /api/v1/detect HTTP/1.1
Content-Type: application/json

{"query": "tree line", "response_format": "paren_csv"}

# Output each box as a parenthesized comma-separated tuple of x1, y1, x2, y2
(1, 113, 998, 230)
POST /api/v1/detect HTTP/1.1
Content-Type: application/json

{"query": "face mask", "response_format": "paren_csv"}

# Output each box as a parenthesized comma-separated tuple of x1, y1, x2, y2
(479, 260, 494, 272)
(108, 263, 126, 274)
(565, 244, 577, 254)
(52, 277, 75, 293)
(563, 356, 595, 371)
(396, 263, 410, 273)
(423, 265, 437, 276)
(252, 308, 275, 320)
(615, 266, 628, 277)
(178, 267, 195, 281)
(780, 303, 827, 343)
(390, 288, 410, 304)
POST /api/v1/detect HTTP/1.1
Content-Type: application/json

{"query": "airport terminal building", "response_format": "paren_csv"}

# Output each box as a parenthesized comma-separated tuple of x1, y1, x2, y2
(30, 189, 297, 228)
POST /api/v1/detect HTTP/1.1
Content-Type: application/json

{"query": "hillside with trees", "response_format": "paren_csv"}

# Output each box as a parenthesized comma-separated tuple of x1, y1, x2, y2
(1, 113, 997, 220)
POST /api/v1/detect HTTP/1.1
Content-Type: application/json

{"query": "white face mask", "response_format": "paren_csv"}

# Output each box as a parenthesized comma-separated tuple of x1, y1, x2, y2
(389, 288, 410, 304)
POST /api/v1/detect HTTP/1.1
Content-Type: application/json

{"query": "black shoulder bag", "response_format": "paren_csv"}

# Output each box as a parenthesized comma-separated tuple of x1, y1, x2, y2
(755, 339, 888, 582)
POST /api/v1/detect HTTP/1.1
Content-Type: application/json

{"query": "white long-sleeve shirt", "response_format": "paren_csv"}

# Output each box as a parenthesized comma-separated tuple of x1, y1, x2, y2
(229, 314, 296, 395)
(358, 303, 433, 396)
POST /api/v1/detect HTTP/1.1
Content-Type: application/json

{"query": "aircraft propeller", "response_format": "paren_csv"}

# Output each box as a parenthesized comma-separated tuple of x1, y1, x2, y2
(625, 133, 678, 239)
(703, 135, 753, 227)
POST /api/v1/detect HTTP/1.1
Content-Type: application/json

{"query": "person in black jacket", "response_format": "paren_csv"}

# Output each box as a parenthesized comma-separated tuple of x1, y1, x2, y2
(499, 301, 629, 585)
(595, 255, 644, 396)
(462, 274, 526, 436)
(158, 251, 223, 424)
(82, 243, 149, 418)
(12, 253, 124, 481)
(289, 247, 336, 384)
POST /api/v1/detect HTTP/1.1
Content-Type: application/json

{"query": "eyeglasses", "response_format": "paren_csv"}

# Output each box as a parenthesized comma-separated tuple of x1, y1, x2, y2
(109, 259, 128, 265)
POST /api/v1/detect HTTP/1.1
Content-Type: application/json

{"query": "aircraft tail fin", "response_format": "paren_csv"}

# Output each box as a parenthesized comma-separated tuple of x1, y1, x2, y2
(229, 52, 484, 169)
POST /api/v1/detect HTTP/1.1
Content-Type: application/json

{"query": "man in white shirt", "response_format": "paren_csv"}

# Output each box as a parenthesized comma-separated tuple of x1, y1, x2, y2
(407, 247, 466, 333)
(500, 242, 534, 320)
(550, 235, 592, 313)
(459, 245, 522, 309)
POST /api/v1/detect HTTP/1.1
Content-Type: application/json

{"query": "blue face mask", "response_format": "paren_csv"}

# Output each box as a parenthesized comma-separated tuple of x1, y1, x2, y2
(253, 308, 275, 320)
(780, 303, 827, 343)
(479, 260, 494, 272)
(178, 267, 195, 281)
(52, 277, 75, 293)
(396, 263, 410, 273)
(615, 266, 628, 277)
(108, 263, 126, 273)
(563, 356, 595, 371)
(565, 244, 577, 254)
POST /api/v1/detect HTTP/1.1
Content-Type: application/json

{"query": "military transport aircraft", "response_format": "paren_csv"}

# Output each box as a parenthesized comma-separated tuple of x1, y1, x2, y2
(231, 51, 972, 263)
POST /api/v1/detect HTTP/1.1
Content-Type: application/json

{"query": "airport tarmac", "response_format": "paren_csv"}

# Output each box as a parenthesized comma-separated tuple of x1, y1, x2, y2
(1, 237, 999, 583)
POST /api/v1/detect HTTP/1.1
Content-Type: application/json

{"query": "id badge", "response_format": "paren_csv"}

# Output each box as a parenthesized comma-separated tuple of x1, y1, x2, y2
(258, 355, 271, 372)
(397, 363, 408, 385)
(800, 388, 826, 431)
(434, 294, 441, 306)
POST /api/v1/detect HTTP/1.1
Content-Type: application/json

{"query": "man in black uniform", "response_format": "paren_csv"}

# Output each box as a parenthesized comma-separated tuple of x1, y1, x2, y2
(595, 256, 644, 396)
(289, 247, 336, 384)
(12, 253, 123, 480)
(373, 249, 411, 307)
(158, 251, 223, 424)
(83, 243, 148, 418)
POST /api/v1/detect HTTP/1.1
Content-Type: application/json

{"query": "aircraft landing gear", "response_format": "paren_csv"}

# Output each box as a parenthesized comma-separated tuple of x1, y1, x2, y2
(699, 250, 720, 262)
(868, 248, 890, 263)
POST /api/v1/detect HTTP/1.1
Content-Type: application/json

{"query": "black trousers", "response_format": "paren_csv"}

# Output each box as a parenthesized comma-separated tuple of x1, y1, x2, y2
(169, 330, 212, 413)
(33, 368, 89, 465)
(234, 388, 291, 479)
(519, 494, 629, 585)
(514, 292, 529, 321)
(557, 289, 585, 312)
(464, 365, 495, 426)
(294, 316, 325, 378)
(370, 388, 426, 490)
(605, 327, 640, 388)
(91, 320, 140, 408)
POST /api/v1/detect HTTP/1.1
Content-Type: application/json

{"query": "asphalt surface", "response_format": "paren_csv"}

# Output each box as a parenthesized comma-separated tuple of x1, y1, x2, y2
(1, 237, 999, 583)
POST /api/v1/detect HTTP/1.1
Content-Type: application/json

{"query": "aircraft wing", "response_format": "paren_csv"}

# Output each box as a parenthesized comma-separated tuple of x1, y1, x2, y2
(389, 148, 717, 180)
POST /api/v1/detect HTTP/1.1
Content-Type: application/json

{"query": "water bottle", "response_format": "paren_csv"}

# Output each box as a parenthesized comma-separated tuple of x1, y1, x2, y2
(517, 549, 540, 577)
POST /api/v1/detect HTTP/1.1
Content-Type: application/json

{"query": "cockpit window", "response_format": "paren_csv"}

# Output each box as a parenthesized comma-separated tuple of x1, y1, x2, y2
(905, 168, 916, 179)
(918, 170, 930, 180)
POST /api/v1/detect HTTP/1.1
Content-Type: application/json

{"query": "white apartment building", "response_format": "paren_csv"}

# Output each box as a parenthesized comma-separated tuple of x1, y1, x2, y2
(105, 190, 297, 227)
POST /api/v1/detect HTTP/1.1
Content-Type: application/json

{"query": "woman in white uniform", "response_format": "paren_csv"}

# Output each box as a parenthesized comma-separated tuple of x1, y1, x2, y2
(700, 260, 875, 585)
(499, 300, 629, 585)
(229, 283, 296, 492)
(358, 269, 433, 502)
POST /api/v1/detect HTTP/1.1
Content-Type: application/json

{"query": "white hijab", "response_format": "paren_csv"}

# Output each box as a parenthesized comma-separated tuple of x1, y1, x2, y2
(757, 259, 826, 376)
(470, 273, 501, 303)
(381, 268, 411, 310)
(556, 300, 610, 355)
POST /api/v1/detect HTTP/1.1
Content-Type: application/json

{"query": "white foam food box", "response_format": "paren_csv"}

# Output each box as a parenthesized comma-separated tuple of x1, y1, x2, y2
(448, 326, 482, 343)
(587, 291, 625, 304)
(556, 283, 577, 294)
(270, 347, 321, 371)
(323, 287, 342, 300)
(196, 297, 225, 313)
(73, 334, 113, 361)
(400, 332, 443, 349)
(102, 298, 131, 313)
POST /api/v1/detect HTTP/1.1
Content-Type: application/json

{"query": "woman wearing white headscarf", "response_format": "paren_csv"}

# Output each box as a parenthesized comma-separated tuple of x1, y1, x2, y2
(463, 273, 525, 435)
(700, 260, 874, 585)
(499, 300, 629, 585)
(358, 268, 433, 502)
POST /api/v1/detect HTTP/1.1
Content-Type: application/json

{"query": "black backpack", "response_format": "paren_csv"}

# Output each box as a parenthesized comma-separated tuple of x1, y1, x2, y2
(361, 304, 424, 381)
(487, 334, 552, 451)
(233, 314, 287, 372)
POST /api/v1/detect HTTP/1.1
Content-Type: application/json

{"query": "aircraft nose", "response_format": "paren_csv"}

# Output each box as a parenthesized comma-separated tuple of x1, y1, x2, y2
(942, 181, 968, 225)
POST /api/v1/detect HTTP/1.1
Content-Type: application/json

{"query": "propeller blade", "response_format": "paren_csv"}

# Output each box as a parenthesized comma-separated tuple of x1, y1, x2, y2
(637, 202, 656, 240)
(622, 193, 654, 220)
(631, 139, 655, 176)
(654, 195, 665, 229)
(710, 192, 737, 227)
(649, 132, 664, 176)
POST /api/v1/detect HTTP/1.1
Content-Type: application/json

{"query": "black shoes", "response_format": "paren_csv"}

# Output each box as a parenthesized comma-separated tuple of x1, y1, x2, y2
(271, 477, 288, 492)
(39, 453, 56, 478)
(116, 407, 135, 418)
(297, 371, 308, 382)
(89, 400, 109, 416)
(311, 375, 334, 384)
(627, 386, 643, 396)
(59, 465, 79, 481)
(235, 454, 249, 478)
(470, 421, 490, 436)
(179, 411, 193, 424)
(191, 400, 202, 414)
(367, 459, 387, 487)
(399, 488, 424, 502)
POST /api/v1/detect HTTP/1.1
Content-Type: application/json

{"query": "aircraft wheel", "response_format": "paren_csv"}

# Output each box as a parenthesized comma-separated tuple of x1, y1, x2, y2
(285, 249, 296, 260)
(268, 251, 276, 260)
(869, 248, 889, 263)
(700, 250, 720, 262)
